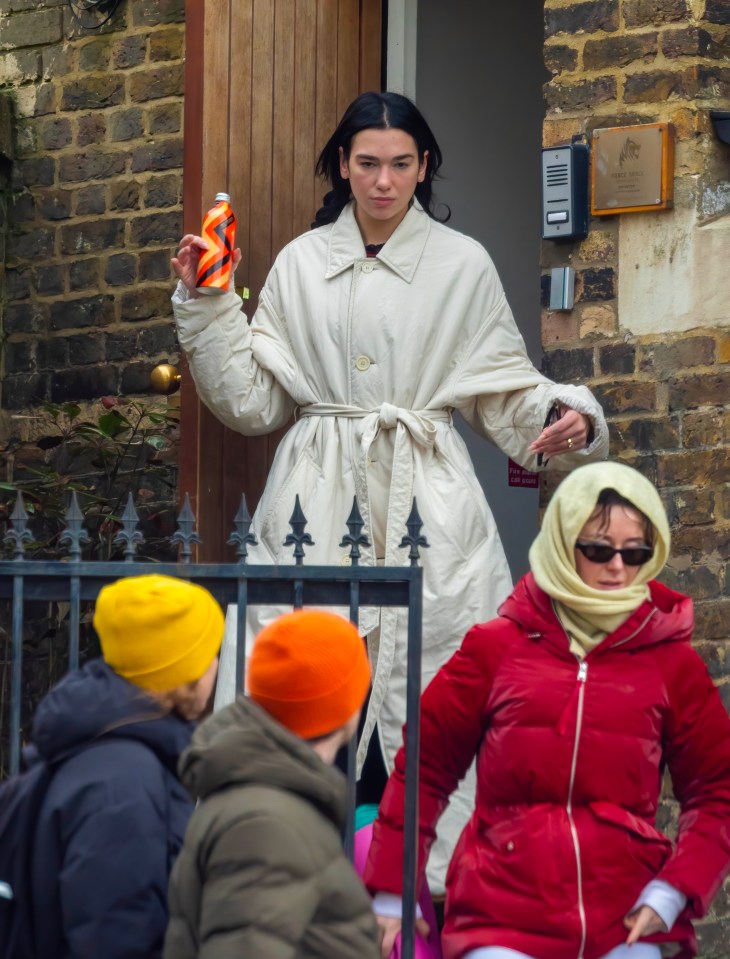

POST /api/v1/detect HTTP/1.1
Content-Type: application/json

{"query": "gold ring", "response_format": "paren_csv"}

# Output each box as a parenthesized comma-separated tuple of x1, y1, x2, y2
(567, 437, 573, 449)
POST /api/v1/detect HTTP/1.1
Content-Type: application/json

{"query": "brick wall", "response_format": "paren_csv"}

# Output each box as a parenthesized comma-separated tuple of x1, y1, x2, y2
(542, 2, 729, 952)
(0, 0, 184, 415)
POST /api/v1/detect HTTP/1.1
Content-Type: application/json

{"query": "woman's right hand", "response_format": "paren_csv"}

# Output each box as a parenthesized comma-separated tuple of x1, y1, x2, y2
(376, 915, 401, 958)
(171, 234, 207, 298)
(375, 914, 430, 959)
(171, 234, 242, 298)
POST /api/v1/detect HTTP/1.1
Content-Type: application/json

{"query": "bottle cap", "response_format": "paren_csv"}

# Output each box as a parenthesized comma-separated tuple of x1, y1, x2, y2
(214, 192, 231, 202)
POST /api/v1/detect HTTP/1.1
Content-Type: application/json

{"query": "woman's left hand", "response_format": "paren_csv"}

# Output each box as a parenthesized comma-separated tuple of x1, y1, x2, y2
(529, 407, 592, 460)
(624, 905, 667, 944)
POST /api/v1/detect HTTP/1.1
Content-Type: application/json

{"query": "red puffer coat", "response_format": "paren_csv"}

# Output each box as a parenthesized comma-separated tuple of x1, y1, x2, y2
(364, 575, 730, 959)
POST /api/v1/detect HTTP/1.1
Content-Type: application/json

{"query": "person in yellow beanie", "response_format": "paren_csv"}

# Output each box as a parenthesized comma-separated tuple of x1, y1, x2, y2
(27, 574, 224, 959)
(164, 608, 380, 959)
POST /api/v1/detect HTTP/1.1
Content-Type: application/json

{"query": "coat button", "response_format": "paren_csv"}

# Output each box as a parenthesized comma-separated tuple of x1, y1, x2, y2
(340, 554, 352, 566)
(355, 355, 371, 372)
(506, 841, 515, 852)
(362, 262, 374, 273)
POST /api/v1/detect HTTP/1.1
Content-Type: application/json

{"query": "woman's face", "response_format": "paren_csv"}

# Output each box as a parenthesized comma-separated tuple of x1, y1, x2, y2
(574, 505, 649, 591)
(339, 128, 427, 242)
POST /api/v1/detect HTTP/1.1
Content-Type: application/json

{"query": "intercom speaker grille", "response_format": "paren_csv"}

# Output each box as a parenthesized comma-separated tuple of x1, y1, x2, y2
(545, 163, 569, 187)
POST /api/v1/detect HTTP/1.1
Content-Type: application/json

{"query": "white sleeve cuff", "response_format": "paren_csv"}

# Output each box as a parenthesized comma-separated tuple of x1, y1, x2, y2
(372, 892, 423, 920)
(172, 278, 191, 305)
(632, 879, 687, 931)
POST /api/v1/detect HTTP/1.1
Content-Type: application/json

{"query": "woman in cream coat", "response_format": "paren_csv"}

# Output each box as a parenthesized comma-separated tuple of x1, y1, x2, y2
(171, 92, 608, 888)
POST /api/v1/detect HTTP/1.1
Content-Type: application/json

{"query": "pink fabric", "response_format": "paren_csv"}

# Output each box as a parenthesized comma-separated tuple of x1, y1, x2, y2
(355, 822, 443, 959)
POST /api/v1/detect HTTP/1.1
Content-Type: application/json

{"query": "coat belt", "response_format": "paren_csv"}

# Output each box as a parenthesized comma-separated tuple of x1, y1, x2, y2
(298, 402, 451, 440)
(298, 402, 452, 772)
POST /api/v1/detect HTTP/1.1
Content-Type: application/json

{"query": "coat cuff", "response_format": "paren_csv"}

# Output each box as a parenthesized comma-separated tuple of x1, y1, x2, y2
(372, 892, 423, 920)
(631, 879, 687, 931)
(550, 385, 610, 461)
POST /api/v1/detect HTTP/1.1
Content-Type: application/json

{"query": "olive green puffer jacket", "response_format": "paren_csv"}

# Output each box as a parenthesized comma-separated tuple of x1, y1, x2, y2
(163, 697, 379, 959)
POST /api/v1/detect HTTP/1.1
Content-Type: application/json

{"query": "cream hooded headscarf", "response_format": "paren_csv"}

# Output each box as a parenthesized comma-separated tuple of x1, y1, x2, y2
(529, 462, 671, 658)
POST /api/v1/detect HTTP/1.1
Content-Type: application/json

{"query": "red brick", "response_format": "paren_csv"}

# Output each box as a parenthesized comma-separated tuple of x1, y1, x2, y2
(694, 602, 730, 642)
(682, 409, 729, 448)
(704, 0, 730, 25)
(697, 65, 730, 100)
(662, 563, 723, 600)
(129, 64, 184, 102)
(662, 26, 713, 58)
(584, 33, 657, 70)
(656, 448, 726, 487)
(624, 67, 698, 103)
(672, 525, 730, 561)
(545, 76, 617, 111)
(669, 371, 730, 411)
(541, 309, 580, 346)
(639, 337, 716, 374)
(591, 380, 657, 415)
(609, 415, 680, 451)
(666, 487, 717, 526)
(623, 0, 690, 27)
(545, 1, 619, 37)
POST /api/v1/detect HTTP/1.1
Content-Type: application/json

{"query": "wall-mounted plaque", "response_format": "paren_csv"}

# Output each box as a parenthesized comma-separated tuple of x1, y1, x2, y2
(591, 122, 674, 216)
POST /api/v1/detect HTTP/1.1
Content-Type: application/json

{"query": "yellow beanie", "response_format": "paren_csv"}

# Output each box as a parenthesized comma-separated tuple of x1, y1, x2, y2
(93, 574, 224, 692)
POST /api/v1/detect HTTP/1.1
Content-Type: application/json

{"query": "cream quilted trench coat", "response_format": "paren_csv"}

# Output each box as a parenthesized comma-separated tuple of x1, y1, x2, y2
(173, 200, 608, 890)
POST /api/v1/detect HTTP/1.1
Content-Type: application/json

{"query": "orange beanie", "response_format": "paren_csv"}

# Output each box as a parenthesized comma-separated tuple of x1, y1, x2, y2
(247, 609, 371, 739)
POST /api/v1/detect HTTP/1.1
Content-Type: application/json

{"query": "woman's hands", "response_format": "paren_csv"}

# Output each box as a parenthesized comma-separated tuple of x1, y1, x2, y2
(375, 915, 430, 959)
(624, 905, 667, 944)
(171, 234, 242, 298)
(530, 405, 592, 461)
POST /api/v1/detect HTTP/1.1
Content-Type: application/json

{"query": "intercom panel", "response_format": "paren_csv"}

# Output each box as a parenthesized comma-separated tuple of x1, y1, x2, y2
(541, 143, 589, 241)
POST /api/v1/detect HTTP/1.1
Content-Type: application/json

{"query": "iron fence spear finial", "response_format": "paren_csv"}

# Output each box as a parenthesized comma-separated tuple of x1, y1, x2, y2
(399, 497, 429, 567)
(171, 493, 202, 563)
(112, 493, 144, 561)
(284, 495, 314, 566)
(227, 494, 258, 563)
(59, 490, 90, 561)
(340, 497, 370, 566)
(4, 491, 33, 559)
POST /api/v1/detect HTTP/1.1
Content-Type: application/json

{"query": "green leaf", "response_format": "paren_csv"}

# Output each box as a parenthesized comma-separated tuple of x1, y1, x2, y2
(97, 412, 129, 438)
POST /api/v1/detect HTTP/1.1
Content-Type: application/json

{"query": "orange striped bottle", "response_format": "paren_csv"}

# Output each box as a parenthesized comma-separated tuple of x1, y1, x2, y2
(195, 192, 237, 295)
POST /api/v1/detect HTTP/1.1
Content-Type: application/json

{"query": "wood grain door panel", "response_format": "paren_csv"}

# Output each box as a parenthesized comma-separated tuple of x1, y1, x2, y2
(181, 0, 382, 560)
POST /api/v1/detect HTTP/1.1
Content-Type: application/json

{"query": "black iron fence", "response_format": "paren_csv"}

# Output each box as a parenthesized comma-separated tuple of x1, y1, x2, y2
(0, 490, 425, 959)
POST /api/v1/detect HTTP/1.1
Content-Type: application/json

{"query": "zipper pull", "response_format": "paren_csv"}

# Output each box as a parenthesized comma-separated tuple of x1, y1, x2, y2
(557, 660, 588, 736)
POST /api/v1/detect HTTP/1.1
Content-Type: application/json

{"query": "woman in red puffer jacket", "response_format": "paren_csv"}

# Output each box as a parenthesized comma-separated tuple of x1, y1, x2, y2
(364, 461, 730, 959)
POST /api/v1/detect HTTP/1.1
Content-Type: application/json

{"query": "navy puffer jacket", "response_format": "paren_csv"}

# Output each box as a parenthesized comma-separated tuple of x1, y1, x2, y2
(29, 659, 194, 959)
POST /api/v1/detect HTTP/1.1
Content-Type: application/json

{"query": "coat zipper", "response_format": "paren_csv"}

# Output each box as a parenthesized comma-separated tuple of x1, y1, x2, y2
(567, 658, 588, 959)
(555, 602, 656, 958)
(608, 607, 657, 650)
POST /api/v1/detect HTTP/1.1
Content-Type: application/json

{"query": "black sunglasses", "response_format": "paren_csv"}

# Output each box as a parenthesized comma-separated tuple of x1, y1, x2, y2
(575, 541, 654, 567)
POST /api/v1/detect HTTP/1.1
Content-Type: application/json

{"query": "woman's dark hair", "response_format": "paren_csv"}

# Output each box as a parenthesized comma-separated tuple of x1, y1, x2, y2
(312, 91, 448, 228)
(589, 489, 654, 546)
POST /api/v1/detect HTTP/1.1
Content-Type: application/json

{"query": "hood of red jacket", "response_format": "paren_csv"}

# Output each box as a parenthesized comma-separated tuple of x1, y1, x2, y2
(498, 573, 694, 657)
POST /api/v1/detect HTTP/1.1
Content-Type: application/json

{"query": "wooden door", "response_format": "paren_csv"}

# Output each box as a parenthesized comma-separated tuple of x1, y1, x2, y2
(181, 0, 383, 560)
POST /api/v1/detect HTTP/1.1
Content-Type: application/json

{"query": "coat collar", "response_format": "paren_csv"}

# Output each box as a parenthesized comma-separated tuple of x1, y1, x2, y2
(500, 573, 694, 659)
(325, 198, 431, 283)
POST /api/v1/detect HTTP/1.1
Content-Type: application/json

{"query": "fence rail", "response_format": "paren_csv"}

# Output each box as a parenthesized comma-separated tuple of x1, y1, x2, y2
(0, 489, 425, 959)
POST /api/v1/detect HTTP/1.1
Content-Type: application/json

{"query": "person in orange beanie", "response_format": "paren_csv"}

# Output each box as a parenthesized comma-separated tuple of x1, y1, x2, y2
(164, 609, 380, 959)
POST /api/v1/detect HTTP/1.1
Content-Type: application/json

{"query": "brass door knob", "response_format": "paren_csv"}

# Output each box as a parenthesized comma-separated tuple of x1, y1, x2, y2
(150, 363, 181, 395)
